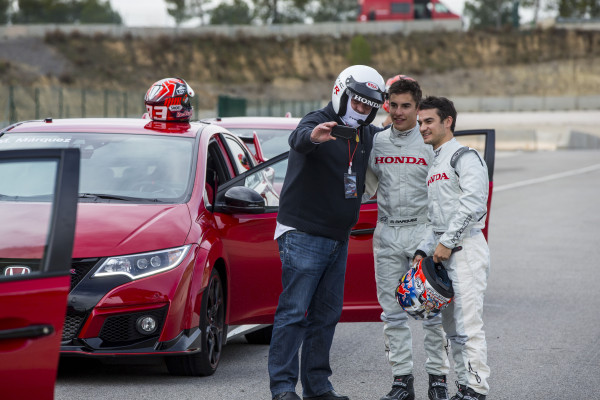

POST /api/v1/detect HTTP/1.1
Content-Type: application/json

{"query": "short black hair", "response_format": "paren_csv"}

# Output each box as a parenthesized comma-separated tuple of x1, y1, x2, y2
(388, 78, 422, 107)
(418, 96, 457, 132)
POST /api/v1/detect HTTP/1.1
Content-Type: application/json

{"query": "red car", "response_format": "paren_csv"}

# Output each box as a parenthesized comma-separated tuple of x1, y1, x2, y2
(0, 116, 494, 385)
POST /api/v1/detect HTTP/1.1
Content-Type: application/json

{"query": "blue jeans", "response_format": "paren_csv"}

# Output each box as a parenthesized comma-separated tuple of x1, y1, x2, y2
(269, 230, 349, 398)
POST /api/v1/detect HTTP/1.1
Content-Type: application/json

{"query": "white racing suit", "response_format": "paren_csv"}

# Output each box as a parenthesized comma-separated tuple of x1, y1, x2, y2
(417, 138, 491, 395)
(364, 124, 449, 377)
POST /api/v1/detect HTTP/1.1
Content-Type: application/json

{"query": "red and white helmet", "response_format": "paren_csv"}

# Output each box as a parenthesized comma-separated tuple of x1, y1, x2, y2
(396, 257, 454, 320)
(144, 77, 195, 122)
(383, 74, 416, 112)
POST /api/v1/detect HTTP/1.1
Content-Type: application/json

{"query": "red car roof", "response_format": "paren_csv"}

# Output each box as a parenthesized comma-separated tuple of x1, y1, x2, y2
(4, 118, 204, 138)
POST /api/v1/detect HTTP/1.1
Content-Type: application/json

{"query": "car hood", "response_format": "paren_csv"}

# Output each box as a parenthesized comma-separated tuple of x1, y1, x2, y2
(0, 203, 192, 259)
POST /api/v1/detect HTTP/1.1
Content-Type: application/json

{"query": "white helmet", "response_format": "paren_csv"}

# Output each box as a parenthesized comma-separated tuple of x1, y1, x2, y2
(332, 65, 385, 125)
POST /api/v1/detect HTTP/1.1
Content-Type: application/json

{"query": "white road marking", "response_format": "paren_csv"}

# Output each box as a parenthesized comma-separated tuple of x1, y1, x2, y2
(494, 164, 600, 192)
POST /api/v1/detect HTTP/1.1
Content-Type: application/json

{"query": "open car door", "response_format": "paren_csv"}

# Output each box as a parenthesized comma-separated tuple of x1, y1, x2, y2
(0, 148, 80, 400)
(454, 129, 495, 239)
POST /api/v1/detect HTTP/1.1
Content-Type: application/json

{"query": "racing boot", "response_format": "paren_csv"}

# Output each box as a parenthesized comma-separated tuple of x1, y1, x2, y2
(461, 387, 486, 400)
(380, 374, 415, 400)
(449, 382, 466, 400)
(428, 374, 449, 400)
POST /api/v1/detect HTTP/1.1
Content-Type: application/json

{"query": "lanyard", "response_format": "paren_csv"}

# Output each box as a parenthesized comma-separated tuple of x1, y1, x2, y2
(347, 136, 359, 174)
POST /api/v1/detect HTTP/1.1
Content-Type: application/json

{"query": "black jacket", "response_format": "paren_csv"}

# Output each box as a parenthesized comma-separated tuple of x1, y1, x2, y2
(277, 102, 382, 241)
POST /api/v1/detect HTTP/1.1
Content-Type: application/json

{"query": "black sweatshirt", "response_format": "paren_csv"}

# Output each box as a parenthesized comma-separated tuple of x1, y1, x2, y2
(277, 102, 382, 241)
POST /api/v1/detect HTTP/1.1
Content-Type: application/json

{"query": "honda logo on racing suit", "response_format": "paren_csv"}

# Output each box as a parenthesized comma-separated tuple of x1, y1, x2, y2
(4, 266, 32, 275)
(375, 156, 428, 165)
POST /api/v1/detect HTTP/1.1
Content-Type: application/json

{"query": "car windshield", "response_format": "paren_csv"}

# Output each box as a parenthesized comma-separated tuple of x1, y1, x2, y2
(0, 132, 195, 203)
(226, 128, 291, 159)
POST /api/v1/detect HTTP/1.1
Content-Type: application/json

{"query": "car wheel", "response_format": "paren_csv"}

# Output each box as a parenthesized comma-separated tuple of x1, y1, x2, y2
(244, 325, 273, 345)
(166, 268, 225, 376)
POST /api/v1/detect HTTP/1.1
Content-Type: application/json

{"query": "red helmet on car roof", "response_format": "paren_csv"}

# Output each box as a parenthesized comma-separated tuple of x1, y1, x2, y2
(144, 77, 195, 122)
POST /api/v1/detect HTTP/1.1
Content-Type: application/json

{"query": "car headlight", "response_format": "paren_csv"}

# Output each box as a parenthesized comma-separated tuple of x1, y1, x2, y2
(93, 245, 191, 280)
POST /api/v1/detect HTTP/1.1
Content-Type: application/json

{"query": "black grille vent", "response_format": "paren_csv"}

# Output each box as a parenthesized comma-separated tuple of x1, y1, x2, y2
(99, 307, 167, 346)
(69, 258, 100, 290)
(62, 314, 84, 341)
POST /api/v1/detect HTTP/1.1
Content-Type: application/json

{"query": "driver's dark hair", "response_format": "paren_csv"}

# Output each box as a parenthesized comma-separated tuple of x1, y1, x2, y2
(388, 78, 422, 106)
(418, 96, 457, 132)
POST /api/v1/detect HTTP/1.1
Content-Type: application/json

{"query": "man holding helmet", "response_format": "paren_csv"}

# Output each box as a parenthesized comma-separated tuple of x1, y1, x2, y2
(414, 96, 491, 400)
(269, 65, 386, 400)
(363, 78, 450, 400)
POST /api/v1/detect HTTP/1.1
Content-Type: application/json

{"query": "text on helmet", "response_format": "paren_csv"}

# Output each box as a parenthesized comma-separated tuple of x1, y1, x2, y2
(352, 94, 381, 108)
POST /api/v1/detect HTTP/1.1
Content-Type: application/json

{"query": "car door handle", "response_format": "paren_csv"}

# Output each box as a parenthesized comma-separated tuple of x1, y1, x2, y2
(350, 228, 375, 236)
(0, 324, 55, 340)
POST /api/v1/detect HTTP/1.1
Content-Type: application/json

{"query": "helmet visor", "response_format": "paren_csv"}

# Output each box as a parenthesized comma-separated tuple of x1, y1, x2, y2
(345, 76, 385, 109)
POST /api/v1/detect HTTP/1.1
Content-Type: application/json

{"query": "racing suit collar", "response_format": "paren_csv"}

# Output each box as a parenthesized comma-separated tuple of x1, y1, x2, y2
(389, 124, 419, 146)
(434, 137, 457, 157)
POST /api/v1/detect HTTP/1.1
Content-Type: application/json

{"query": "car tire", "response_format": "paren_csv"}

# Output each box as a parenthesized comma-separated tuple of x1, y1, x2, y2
(244, 325, 273, 345)
(165, 268, 225, 376)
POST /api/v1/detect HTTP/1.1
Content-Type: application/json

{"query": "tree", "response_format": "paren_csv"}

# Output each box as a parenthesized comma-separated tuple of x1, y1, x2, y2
(78, 0, 122, 24)
(166, 0, 209, 26)
(309, 0, 358, 22)
(464, 0, 515, 29)
(0, 0, 10, 24)
(553, 0, 600, 18)
(12, 0, 121, 24)
(251, 0, 310, 24)
(210, 0, 253, 25)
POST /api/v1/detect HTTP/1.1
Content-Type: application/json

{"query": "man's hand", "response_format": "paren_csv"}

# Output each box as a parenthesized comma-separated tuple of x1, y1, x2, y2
(310, 121, 338, 143)
(411, 254, 423, 268)
(433, 243, 452, 264)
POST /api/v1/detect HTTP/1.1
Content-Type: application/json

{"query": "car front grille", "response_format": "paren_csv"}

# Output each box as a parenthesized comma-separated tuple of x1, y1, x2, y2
(69, 258, 100, 290)
(98, 307, 167, 346)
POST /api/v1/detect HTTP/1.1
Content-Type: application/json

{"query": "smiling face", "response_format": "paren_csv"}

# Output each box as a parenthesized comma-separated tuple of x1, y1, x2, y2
(418, 108, 453, 149)
(388, 92, 418, 132)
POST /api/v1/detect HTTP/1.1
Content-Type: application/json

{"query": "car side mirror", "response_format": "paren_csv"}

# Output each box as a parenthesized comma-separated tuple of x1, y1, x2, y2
(218, 186, 265, 214)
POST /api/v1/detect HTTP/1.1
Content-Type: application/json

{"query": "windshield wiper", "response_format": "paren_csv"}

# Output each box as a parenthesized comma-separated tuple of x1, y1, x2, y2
(79, 193, 140, 202)
(0, 193, 53, 201)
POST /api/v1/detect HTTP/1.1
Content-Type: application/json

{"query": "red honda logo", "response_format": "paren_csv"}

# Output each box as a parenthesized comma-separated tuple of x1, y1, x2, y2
(4, 266, 31, 275)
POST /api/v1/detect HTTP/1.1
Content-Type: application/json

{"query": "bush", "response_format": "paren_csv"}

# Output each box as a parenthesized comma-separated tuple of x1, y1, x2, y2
(347, 35, 372, 65)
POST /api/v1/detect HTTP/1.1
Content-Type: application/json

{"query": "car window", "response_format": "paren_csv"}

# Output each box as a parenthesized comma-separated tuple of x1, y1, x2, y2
(0, 132, 195, 203)
(223, 135, 254, 174)
(227, 128, 292, 159)
(205, 139, 231, 207)
(218, 152, 288, 213)
(0, 148, 79, 278)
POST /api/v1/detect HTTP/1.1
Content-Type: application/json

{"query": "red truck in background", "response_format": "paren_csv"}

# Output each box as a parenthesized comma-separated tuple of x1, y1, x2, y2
(358, 0, 461, 21)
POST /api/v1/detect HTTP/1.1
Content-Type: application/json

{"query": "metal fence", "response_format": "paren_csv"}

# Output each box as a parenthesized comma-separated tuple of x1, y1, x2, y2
(0, 86, 324, 128)
(2, 85, 600, 129)
(0, 86, 150, 126)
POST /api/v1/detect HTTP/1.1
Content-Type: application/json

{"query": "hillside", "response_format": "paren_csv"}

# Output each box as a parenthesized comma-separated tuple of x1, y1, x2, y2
(1, 27, 599, 109)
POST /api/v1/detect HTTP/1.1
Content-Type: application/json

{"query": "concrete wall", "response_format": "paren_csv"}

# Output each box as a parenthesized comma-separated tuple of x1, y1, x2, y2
(0, 20, 463, 39)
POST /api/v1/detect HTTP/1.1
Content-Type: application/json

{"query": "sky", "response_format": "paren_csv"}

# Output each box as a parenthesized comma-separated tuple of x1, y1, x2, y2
(108, 0, 468, 27)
